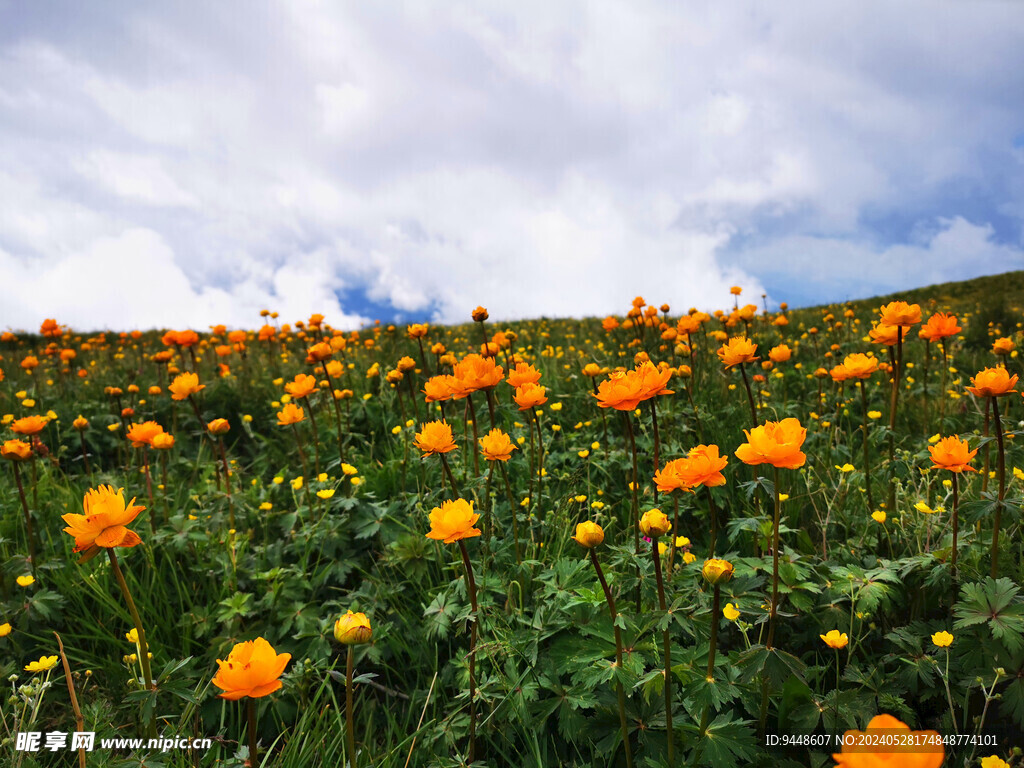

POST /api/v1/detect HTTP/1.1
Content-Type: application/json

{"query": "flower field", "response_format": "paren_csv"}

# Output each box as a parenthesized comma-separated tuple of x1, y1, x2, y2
(3, 274, 1024, 767)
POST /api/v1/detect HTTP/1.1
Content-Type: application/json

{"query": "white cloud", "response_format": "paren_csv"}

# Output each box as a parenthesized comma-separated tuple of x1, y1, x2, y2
(0, 1, 1022, 330)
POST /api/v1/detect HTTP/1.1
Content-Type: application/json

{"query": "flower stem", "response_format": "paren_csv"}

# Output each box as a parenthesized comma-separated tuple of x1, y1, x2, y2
(859, 381, 874, 514)
(458, 540, 478, 764)
(624, 414, 641, 613)
(107, 549, 154, 691)
(651, 542, 673, 765)
(346, 645, 357, 768)
(990, 396, 1006, 578)
(951, 473, 959, 580)
(766, 466, 782, 650)
(589, 549, 633, 768)
(247, 698, 259, 768)
(739, 362, 758, 428)
(12, 462, 37, 574)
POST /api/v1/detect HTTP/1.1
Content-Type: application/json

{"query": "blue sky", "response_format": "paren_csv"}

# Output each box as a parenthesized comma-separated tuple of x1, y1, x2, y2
(0, 1, 1022, 330)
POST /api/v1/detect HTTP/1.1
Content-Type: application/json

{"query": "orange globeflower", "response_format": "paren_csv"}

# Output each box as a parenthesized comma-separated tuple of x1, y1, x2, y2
(735, 418, 807, 470)
(175, 330, 200, 347)
(878, 301, 922, 328)
(285, 374, 317, 399)
(307, 342, 333, 362)
(169, 372, 205, 400)
(212, 637, 291, 700)
(829, 364, 851, 383)
(768, 344, 792, 363)
(452, 354, 504, 396)
(40, 318, 61, 337)
(426, 498, 481, 543)
(918, 312, 961, 341)
(679, 445, 728, 487)
(635, 362, 673, 399)
(967, 367, 1018, 398)
(207, 418, 230, 436)
(594, 370, 646, 411)
(414, 420, 457, 456)
(514, 383, 548, 410)
(479, 428, 517, 461)
(11, 415, 49, 436)
(867, 323, 898, 346)
(151, 433, 175, 450)
(841, 353, 879, 379)
(992, 337, 1015, 355)
(928, 436, 978, 473)
(506, 362, 541, 388)
(407, 323, 429, 339)
(21, 355, 39, 370)
(126, 421, 165, 448)
(423, 374, 457, 403)
(601, 316, 620, 332)
(653, 458, 693, 494)
(1, 439, 33, 461)
(62, 486, 145, 557)
(472, 306, 489, 322)
(717, 337, 759, 368)
(832, 714, 943, 768)
(277, 403, 305, 426)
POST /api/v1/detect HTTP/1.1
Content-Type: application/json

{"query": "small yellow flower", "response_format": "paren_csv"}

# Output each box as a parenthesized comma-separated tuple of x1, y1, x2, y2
(931, 630, 953, 648)
(980, 756, 1010, 768)
(723, 603, 740, 621)
(107, 423, 120, 432)
(820, 630, 849, 649)
(0, 622, 12, 638)
(682, 552, 696, 564)
(317, 472, 329, 482)
(657, 541, 668, 555)
(778, 493, 790, 502)
(871, 510, 886, 524)
(391, 425, 402, 435)
(550, 402, 563, 411)
(273, 476, 284, 485)
(25, 655, 59, 673)
(126, 628, 139, 643)
(259, 502, 272, 511)
(835, 463, 855, 473)
(362, 393, 372, 400)
(914, 501, 942, 515)
(16, 575, 34, 587)
(574, 495, 587, 503)
(928, 433, 941, 444)
(675, 536, 690, 548)
(317, 489, 335, 500)
(578, 450, 590, 458)
(341, 463, 358, 475)
(591, 441, 600, 450)
(292, 476, 304, 490)
(350, 477, 362, 486)
(867, 410, 882, 419)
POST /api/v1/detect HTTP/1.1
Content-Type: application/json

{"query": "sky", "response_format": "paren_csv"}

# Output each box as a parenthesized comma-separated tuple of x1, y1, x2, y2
(0, 1, 1022, 331)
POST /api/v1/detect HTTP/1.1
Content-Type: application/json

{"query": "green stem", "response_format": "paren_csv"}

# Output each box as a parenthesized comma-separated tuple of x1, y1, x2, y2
(458, 540, 478, 764)
(589, 549, 633, 768)
(107, 549, 154, 691)
(346, 646, 357, 767)
(766, 467, 782, 650)
(248, 698, 259, 767)
(651, 541, 673, 765)
(990, 396, 1006, 578)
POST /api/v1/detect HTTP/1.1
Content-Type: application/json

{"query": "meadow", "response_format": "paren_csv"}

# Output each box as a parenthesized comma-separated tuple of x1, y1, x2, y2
(2, 271, 1024, 768)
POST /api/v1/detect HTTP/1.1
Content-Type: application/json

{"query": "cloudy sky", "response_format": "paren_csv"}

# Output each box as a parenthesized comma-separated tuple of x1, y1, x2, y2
(1, 1, 1022, 331)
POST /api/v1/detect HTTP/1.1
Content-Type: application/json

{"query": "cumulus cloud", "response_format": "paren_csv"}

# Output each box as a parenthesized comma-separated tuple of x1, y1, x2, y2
(0, 1, 1022, 330)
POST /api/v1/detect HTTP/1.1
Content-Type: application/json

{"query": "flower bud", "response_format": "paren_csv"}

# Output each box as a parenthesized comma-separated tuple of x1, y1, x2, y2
(702, 558, 735, 585)
(639, 509, 671, 537)
(573, 521, 604, 549)
(334, 611, 372, 645)
(207, 418, 230, 436)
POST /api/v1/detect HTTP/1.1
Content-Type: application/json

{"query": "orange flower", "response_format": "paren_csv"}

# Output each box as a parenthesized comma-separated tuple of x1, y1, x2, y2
(594, 370, 646, 411)
(679, 444, 728, 487)
(506, 362, 542, 388)
(151, 433, 175, 450)
(207, 418, 230, 436)
(169, 372, 205, 401)
(868, 323, 899, 346)
(832, 714, 943, 768)
(967, 367, 1018, 397)
(735, 418, 807, 469)
(717, 337, 759, 368)
(514, 383, 548, 410)
(285, 374, 318, 399)
(479, 428, 517, 461)
(212, 637, 291, 700)
(452, 354, 504, 396)
(40, 318, 61, 337)
(414, 420, 457, 455)
(62, 485, 145, 556)
(407, 323, 429, 339)
(422, 374, 457, 403)
(992, 337, 1015, 355)
(20, 355, 39, 370)
(573, 520, 605, 548)
(635, 361, 674, 399)
(582, 363, 602, 378)
(126, 421, 165, 448)
(676, 314, 701, 336)
(829, 364, 851, 383)
(426, 498, 481, 543)
(878, 301, 922, 328)
(841, 353, 879, 380)
(918, 312, 961, 341)
(928, 436, 978, 473)
(472, 306, 489, 322)
(601, 316, 620, 332)
(1, 439, 33, 461)
(768, 344, 792, 363)
(277, 403, 305, 426)
(653, 458, 693, 494)
(11, 415, 49, 436)
(258, 325, 276, 342)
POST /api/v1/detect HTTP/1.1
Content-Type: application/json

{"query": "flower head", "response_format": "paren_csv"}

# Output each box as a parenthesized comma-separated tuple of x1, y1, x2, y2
(717, 337, 759, 368)
(878, 301, 922, 328)
(594, 370, 646, 411)
(62, 485, 145, 558)
(931, 630, 953, 648)
(151, 433, 175, 450)
(918, 312, 961, 342)
(1, 439, 32, 461)
(653, 458, 693, 494)
(414, 420, 457, 456)
(426, 498, 481, 543)
(334, 611, 372, 645)
(285, 374, 317, 399)
(452, 354, 503, 395)
(573, 521, 605, 549)
(11, 415, 48, 436)
(679, 444, 728, 488)
(820, 630, 849, 649)
(928, 436, 978, 473)
(769, 344, 792, 363)
(16, 574, 34, 587)
(479, 429, 517, 461)
(207, 418, 230, 436)
(840, 353, 879, 380)
(506, 362, 542, 388)
(967, 367, 1018, 397)
(735, 418, 807, 469)
(25, 655, 59, 673)
(513, 382, 548, 410)
(126, 421, 165, 448)
(635, 361, 674, 399)
(868, 323, 899, 346)
(277, 403, 305, 426)
(422, 374, 458, 403)
(980, 756, 1010, 768)
(169, 372, 205, 401)
(211, 637, 291, 700)
(639, 508, 671, 537)
(831, 714, 943, 768)
(702, 558, 734, 585)
(0, 622, 11, 637)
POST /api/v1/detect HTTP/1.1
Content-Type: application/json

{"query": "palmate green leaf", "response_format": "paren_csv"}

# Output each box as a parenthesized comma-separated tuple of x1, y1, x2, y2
(953, 577, 1024, 652)
(698, 712, 757, 767)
